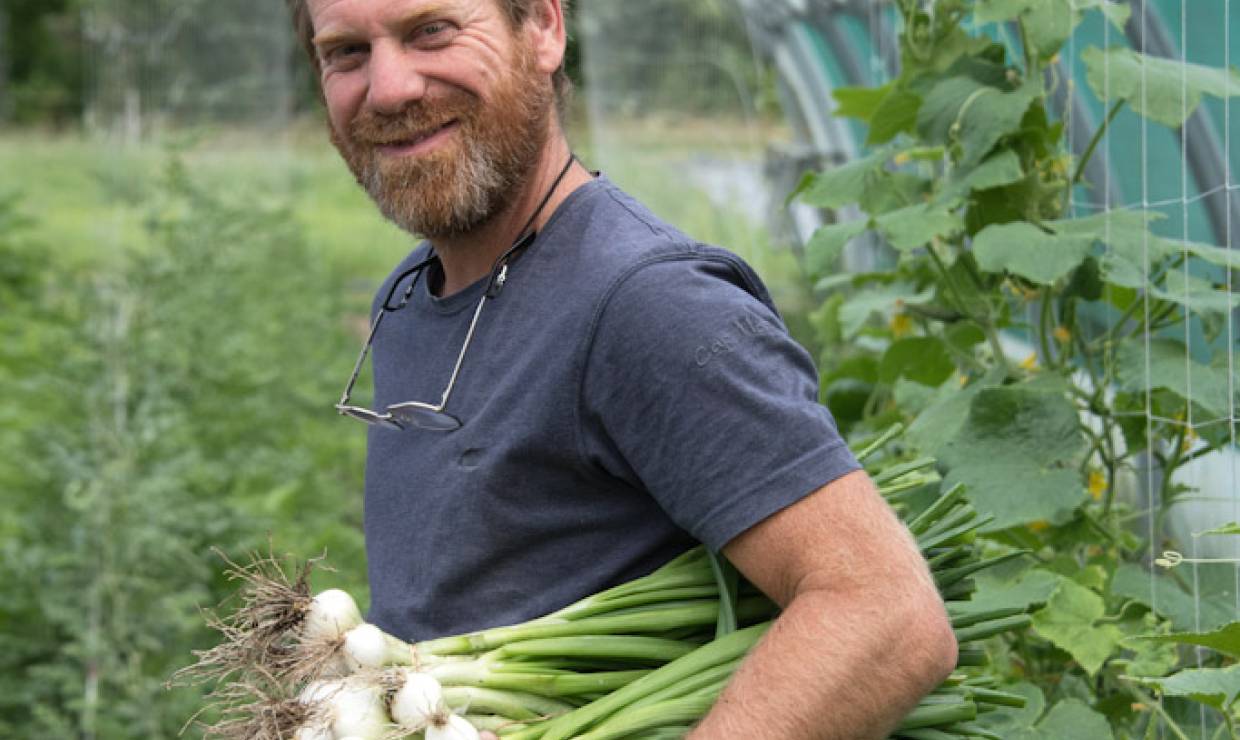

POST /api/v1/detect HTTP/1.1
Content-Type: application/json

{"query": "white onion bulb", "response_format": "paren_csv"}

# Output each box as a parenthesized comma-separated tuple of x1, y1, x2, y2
(328, 684, 391, 739)
(390, 670, 446, 730)
(426, 713, 482, 740)
(293, 725, 333, 740)
(297, 679, 342, 706)
(342, 623, 394, 672)
(303, 589, 364, 642)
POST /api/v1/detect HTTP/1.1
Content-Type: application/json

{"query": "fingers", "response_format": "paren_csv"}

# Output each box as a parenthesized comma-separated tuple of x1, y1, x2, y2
(480, 733, 499, 740)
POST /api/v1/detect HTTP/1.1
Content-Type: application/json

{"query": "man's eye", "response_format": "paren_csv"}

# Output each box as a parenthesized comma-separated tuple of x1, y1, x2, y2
(412, 22, 456, 47)
(323, 43, 368, 67)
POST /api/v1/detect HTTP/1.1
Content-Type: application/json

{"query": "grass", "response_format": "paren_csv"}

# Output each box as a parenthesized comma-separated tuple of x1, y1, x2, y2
(0, 125, 413, 280)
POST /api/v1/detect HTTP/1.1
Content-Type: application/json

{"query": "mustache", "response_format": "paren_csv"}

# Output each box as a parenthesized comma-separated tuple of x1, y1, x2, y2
(348, 97, 475, 146)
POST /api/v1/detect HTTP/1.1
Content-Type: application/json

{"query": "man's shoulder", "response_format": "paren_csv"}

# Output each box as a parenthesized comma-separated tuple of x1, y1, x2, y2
(543, 175, 694, 265)
(542, 176, 774, 309)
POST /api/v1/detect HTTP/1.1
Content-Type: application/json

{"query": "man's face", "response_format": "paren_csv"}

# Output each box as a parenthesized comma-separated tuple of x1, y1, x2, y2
(309, 0, 554, 239)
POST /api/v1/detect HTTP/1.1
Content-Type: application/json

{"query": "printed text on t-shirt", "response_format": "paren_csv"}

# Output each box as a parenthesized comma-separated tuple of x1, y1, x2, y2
(694, 314, 774, 367)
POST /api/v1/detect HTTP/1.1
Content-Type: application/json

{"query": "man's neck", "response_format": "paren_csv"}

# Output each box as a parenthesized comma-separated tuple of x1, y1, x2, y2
(427, 134, 593, 297)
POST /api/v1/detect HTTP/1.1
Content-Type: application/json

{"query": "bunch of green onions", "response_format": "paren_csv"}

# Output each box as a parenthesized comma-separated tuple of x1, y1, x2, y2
(179, 425, 1034, 739)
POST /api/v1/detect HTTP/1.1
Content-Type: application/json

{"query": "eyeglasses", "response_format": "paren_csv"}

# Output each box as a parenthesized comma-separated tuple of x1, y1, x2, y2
(335, 234, 532, 432)
(335, 152, 577, 431)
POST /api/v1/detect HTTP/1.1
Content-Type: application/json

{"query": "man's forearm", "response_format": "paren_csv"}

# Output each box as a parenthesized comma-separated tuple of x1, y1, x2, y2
(685, 585, 956, 739)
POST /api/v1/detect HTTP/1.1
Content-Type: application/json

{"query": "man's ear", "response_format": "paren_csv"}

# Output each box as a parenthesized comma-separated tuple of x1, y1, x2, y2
(523, 0, 567, 78)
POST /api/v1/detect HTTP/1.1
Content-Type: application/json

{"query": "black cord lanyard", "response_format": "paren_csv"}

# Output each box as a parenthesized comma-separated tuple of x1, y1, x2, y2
(485, 152, 578, 298)
(380, 152, 578, 310)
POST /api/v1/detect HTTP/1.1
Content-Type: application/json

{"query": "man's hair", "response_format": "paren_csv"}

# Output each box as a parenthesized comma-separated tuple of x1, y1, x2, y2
(285, 0, 572, 106)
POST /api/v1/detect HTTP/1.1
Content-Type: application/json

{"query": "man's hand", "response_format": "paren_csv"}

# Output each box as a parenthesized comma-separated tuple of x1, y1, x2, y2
(686, 469, 957, 739)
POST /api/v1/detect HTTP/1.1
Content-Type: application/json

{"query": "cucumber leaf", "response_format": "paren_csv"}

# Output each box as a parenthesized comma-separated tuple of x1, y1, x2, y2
(917, 76, 1041, 167)
(1131, 621, 1240, 660)
(1031, 579, 1125, 676)
(805, 220, 869, 277)
(833, 84, 892, 122)
(940, 149, 1025, 202)
(867, 88, 923, 145)
(1009, 698, 1115, 740)
(875, 202, 963, 251)
(973, 221, 1095, 284)
(792, 151, 888, 209)
(1084, 47, 1240, 128)
(1115, 339, 1236, 421)
(880, 337, 956, 387)
(839, 284, 935, 339)
(1110, 562, 1238, 632)
(1127, 665, 1240, 712)
(938, 387, 1087, 531)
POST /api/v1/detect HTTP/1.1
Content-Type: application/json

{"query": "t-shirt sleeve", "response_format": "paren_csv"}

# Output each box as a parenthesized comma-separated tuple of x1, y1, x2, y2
(577, 251, 861, 551)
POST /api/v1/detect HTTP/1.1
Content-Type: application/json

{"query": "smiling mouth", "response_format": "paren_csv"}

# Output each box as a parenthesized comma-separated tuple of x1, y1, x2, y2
(376, 120, 459, 155)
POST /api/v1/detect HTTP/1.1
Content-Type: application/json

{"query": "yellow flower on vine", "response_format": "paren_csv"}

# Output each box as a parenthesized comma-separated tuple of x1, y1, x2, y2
(1182, 425, 1199, 453)
(1088, 470, 1106, 500)
(1029, 520, 1050, 533)
(1021, 353, 1039, 371)
(890, 312, 913, 338)
(1053, 326, 1072, 344)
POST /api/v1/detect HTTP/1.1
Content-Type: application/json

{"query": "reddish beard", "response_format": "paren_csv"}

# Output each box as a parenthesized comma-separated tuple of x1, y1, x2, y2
(330, 45, 553, 240)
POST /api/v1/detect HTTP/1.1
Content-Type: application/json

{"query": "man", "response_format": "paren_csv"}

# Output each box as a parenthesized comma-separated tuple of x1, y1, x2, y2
(288, 0, 957, 736)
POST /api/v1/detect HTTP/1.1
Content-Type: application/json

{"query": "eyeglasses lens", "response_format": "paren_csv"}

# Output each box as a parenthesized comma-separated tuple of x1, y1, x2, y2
(336, 404, 404, 430)
(389, 403, 463, 431)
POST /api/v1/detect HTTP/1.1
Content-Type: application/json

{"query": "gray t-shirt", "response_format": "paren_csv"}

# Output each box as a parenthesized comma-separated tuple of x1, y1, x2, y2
(364, 175, 858, 641)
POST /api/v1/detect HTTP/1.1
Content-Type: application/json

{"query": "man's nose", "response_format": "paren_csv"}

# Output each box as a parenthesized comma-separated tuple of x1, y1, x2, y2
(365, 41, 428, 114)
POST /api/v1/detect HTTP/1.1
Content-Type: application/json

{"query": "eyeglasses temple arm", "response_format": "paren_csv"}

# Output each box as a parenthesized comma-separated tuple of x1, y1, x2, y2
(437, 287, 490, 407)
(338, 308, 387, 407)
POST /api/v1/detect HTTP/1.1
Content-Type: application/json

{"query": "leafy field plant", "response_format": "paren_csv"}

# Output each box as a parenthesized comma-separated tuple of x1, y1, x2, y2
(793, 0, 1240, 736)
(0, 156, 370, 738)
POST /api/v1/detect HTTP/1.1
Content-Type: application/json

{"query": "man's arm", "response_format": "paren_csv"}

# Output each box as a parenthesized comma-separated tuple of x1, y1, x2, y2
(686, 469, 958, 739)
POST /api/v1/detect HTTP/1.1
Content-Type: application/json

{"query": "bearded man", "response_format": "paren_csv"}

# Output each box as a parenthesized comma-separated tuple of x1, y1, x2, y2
(287, 0, 957, 737)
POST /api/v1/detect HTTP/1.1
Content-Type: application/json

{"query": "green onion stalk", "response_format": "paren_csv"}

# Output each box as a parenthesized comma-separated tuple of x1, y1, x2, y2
(181, 425, 1037, 739)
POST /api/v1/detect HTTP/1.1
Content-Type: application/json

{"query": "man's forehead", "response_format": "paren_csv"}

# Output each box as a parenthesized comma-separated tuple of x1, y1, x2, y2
(309, 0, 484, 47)
(307, 0, 487, 23)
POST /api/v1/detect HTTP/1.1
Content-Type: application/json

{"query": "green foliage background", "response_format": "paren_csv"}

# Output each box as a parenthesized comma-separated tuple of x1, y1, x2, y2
(791, 1, 1240, 736)
(0, 143, 379, 736)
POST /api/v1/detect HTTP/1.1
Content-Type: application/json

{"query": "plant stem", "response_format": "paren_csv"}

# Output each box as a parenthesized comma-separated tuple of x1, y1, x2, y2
(1038, 287, 1057, 369)
(1158, 423, 1189, 510)
(1126, 685, 1192, 740)
(1080, 508, 1121, 547)
(1072, 329, 1124, 516)
(1181, 441, 1223, 466)
(1141, 300, 1182, 337)
(1073, 101, 1125, 185)
(926, 247, 1010, 374)
(1092, 296, 1145, 352)
(1017, 17, 1033, 75)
